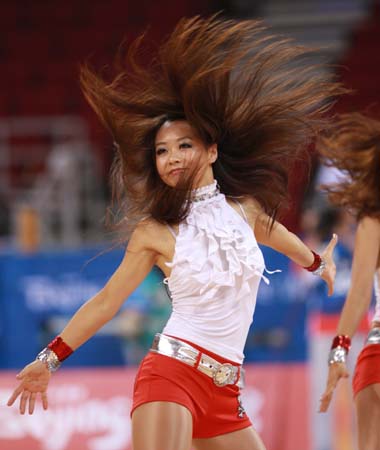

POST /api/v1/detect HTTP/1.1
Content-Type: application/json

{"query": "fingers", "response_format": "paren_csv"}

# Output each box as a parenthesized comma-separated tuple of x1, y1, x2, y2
(327, 276, 334, 296)
(319, 390, 333, 412)
(16, 368, 27, 380)
(319, 365, 349, 412)
(319, 380, 337, 412)
(324, 266, 335, 296)
(28, 392, 36, 415)
(20, 390, 29, 415)
(41, 392, 49, 410)
(7, 385, 23, 407)
(8, 388, 48, 414)
(325, 233, 338, 254)
(326, 261, 337, 297)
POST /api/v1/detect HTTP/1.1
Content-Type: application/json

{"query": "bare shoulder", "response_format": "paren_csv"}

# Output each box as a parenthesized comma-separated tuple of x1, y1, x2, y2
(355, 216, 380, 263)
(241, 196, 261, 209)
(226, 195, 269, 236)
(352, 216, 380, 275)
(129, 217, 167, 251)
(357, 216, 380, 237)
(238, 196, 265, 222)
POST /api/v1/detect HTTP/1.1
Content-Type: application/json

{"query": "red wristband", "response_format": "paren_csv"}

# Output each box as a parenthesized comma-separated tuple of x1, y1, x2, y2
(47, 336, 73, 362)
(303, 250, 322, 272)
(331, 335, 351, 353)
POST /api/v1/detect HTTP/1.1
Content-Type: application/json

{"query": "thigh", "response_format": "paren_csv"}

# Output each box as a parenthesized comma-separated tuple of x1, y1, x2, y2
(193, 425, 266, 450)
(355, 384, 380, 450)
(132, 401, 193, 450)
(373, 383, 380, 400)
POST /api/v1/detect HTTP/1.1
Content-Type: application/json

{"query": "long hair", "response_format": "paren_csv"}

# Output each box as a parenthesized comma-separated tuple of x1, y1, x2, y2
(318, 113, 380, 219)
(80, 15, 346, 235)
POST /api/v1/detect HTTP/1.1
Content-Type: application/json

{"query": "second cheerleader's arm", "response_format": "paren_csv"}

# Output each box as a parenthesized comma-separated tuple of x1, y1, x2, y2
(319, 216, 380, 412)
(334, 216, 380, 337)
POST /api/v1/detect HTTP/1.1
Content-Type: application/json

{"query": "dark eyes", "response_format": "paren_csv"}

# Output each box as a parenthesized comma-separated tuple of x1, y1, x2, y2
(155, 143, 192, 155)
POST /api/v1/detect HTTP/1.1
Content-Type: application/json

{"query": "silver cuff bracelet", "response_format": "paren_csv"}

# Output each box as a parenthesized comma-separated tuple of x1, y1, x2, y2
(312, 259, 326, 277)
(36, 347, 61, 372)
(366, 327, 380, 345)
(328, 346, 347, 365)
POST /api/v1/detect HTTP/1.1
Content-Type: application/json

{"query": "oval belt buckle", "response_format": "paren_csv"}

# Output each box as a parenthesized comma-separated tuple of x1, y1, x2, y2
(212, 363, 236, 387)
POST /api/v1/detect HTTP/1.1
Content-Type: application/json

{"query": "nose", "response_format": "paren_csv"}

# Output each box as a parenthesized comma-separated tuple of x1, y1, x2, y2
(168, 148, 181, 164)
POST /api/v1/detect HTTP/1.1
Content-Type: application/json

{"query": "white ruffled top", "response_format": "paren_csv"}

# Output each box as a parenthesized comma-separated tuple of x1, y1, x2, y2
(373, 269, 380, 323)
(162, 180, 269, 363)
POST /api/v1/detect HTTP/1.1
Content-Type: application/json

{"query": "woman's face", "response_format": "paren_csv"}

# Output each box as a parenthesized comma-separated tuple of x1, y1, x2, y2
(155, 120, 217, 188)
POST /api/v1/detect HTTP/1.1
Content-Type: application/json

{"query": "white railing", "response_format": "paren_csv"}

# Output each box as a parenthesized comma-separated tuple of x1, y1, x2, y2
(0, 116, 106, 248)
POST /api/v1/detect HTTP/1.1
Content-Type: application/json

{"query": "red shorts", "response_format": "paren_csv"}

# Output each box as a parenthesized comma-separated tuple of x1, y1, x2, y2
(131, 338, 252, 439)
(353, 343, 380, 397)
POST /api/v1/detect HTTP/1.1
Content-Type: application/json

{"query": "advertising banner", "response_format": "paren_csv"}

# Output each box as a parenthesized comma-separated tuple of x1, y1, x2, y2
(0, 364, 309, 450)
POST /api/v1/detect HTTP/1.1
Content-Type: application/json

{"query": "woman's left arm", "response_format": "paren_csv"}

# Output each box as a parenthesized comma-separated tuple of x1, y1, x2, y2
(254, 214, 338, 295)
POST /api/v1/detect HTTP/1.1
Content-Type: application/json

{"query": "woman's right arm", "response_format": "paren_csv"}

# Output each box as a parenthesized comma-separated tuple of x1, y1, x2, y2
(59, 226, 157, 350)
(7, 222, 158, 414)
(319, 216, 380, 412)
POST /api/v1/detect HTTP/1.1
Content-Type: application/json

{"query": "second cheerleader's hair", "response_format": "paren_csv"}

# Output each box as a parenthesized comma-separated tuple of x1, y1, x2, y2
(318, 113, 380, 219)
(80, 15, 346, 233)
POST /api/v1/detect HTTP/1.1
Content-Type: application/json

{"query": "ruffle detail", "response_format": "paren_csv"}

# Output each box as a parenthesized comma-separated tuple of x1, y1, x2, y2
(166, 194, 273, 303)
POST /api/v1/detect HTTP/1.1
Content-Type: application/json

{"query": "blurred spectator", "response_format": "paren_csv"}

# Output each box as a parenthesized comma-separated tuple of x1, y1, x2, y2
(31, 137, 105, 246)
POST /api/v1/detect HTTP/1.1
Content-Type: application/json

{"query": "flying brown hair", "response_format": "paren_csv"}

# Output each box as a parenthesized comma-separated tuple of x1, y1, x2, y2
(80, 15, 346, 235)
(318, 113, 380, 219)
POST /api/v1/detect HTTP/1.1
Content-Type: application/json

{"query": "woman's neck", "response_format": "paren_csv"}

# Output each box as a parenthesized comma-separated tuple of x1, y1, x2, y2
(191, 180, 219, 202)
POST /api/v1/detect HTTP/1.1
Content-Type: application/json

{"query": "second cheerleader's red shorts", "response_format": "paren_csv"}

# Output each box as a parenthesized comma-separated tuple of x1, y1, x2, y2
(353, 343, 380, 397)
(131, 338, 252, 439)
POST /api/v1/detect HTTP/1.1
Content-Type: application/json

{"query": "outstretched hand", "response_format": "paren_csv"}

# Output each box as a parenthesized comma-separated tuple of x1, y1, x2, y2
(7, 360, 51, 414)
(319, 362, 349, 412)
(320, 234, 338, 296)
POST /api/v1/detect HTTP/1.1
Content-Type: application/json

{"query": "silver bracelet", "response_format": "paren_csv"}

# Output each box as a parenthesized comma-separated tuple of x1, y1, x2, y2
(36, 347, 61, 372)
(366, 327, 380, 345)
(312, 258, 326, 277)
(328, 346, 347, 365)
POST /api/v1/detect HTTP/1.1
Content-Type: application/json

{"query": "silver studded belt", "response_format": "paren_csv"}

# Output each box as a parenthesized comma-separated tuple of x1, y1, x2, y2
(150, 333, 245, 389)
(366, 327, 380, 345)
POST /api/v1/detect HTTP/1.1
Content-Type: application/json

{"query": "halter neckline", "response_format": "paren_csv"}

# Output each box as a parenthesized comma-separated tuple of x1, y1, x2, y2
(191, 180, 220, 202)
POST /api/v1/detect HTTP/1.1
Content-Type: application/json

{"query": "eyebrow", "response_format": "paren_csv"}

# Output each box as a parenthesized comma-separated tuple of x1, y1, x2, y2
(155, 136, 193, 146)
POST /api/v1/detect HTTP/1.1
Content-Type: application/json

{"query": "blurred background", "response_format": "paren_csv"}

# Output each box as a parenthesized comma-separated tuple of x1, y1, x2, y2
(0, 1, 379, 449)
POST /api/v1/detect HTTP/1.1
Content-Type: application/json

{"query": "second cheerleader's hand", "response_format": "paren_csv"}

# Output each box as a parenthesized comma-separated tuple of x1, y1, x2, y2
(320, 233, 338, 296)
(319, 362, 349, 412)
(7, 360, 50, 415)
